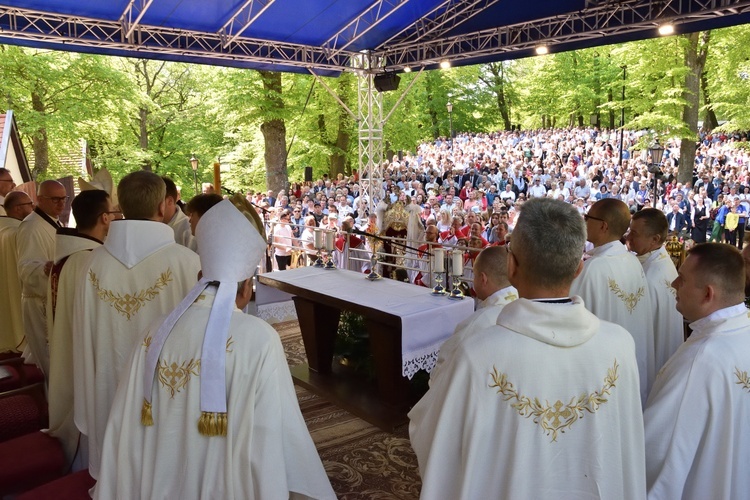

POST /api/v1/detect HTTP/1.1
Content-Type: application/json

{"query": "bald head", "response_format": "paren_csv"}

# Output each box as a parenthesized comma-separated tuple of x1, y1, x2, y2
(0, 168, 14, 197)
(588, 198, 632, 244)
(37, 180, 67, 218)
(4, 191, 33, 220)
(473, 245, 511, 300)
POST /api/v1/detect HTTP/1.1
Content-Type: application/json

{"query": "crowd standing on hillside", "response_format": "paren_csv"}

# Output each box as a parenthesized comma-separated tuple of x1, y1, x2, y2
(2, 125, 750, 499)
(257, 127, 750, 262)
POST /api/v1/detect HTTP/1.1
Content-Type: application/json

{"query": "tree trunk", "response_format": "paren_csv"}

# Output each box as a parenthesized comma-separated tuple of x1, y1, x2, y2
(679, 31, 710, 184)
(259, 71, 288, 193)
(330, 76, 352, 177)
(139, 106, 152, 171)
(30, 91, 49, 179)
(608, 88, 615, 129)
(700, 70, 719, 131)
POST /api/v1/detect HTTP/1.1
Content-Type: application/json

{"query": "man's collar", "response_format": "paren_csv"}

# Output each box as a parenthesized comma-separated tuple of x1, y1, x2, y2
(34, 206, 61, 228)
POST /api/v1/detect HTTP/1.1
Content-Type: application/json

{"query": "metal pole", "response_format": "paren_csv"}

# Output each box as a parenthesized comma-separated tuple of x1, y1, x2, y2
(449, 111, 453, 151)
(193, 170, 198, 194)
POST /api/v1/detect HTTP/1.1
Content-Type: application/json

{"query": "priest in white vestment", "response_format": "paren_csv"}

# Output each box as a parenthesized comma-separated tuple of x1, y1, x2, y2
(47, 190, 113, 470)
(413, 225, 440, 288)
(430, 245, 517, 385)
(73, 171, 200, 480)
(333, 216, 371, 273)
(627, 208, 684, 374)
(17, 180, 68, 375)
(645, 243, 750, 500)
(0, 191, 34, 352)
(162, 176, 197, 251)
(0, 167, 16, 217)
(96, 200, 335, 500)
(410, 198, 646, 500)
(571, 198, 655, 403)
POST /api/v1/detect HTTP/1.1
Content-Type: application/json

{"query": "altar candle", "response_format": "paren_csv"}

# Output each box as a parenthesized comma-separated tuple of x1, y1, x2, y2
(325, 230, 335, 252)
(314, 229, 323, 249)
(432, 248, 445, 273)
(452, 251, 463, 276)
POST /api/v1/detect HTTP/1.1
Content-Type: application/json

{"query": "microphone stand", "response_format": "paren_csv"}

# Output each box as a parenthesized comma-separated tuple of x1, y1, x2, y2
(347, 227, 430, 256)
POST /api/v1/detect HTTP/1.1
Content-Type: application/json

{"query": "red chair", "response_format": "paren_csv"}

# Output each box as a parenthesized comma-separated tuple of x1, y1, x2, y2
(17, 469, 95, 500)
(0, 432, 66, 496)
(0, 356, 45, 393)
(0, 382, 48, 443)
(0, 380, 65, 497)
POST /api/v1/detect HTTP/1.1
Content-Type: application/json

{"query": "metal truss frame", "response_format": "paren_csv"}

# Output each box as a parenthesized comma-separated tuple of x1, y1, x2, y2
(120, 0, 154, 41)
(0, 5, 354, 72)
(219, 0, 276, 49)
(378, 0, 750, 69)
(1, 0, 748, 75)
(353, 53, 385, 213)
(324, 0, 409, 58)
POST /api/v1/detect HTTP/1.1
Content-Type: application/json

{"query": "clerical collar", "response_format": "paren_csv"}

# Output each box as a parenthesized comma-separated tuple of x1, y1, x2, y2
(532, 297, 573, 304)
(636, 247, 661, 264)
(689, 303, 747, 331)
(34, 206, 61, 229)
(56, 227, 104, 244)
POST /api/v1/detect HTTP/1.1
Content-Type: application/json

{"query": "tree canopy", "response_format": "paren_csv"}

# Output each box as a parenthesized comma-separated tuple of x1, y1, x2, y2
(0, 24, 748, 196)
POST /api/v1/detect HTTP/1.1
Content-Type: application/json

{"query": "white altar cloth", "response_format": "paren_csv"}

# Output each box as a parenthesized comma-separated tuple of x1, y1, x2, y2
(258, 267, 474, 378)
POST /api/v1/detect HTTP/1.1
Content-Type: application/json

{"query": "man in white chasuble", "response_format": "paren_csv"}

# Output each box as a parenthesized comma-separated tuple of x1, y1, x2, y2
(17, 179, 67, 375)
(627, 208, 684, 377)
(96, 200, 335, 500)
(429, 244, 518, 386)
(0, 190, 34, 353)
(73, 171, 200, 480)
(410, 198, 645, 500)
(47, 190, 112, 471)
(645, 243, 750, 500)
(571, 197, 655, 404)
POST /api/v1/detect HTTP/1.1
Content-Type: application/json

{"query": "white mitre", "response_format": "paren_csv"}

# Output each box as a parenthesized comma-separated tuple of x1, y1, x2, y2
(140, 199, 266, 436)
(78, 167, 118, 206)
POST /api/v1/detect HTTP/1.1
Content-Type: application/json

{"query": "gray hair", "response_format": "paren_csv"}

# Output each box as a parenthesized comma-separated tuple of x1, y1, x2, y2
(513, 197, 586, 288)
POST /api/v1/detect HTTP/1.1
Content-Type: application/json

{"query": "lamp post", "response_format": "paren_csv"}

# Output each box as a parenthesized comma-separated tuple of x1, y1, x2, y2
(446, 102, 453, 151)
(190, 154, 199, 195)
(618, 65, 626, 167)
(646, 140, 665, 207)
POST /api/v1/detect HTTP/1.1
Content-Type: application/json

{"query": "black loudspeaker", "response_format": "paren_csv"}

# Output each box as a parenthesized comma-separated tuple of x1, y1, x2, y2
(373, 73, 400, 92)
(304, 166, 313, 182)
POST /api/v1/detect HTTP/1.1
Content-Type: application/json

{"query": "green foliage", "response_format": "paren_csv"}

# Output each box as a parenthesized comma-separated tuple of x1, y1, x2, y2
(2, 24, 750, 191)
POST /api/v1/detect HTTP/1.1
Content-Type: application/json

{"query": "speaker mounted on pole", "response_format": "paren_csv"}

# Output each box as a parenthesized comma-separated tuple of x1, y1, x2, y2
(373, 72, 400, 92)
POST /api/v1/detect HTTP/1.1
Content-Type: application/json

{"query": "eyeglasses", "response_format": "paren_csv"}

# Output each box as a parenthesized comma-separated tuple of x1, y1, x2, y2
(583, 214, 606, 223)
(0, 178, 14, 183)
(41, 195, 69, 203)
(101, 210, 123, 217)
(9, 201, 34, 210)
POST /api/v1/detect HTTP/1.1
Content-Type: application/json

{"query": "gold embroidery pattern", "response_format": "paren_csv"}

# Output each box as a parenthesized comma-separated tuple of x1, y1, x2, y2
(664, 280, 676, 298)
(143, 336, 152, 351)
(735, 368, 750, 393)
(158, 359, 201, 398)
(607, 279, 644, 313)
(89, 269, 173, 320)
(226, 336, 234, 353)
(489, 360, 619, 442)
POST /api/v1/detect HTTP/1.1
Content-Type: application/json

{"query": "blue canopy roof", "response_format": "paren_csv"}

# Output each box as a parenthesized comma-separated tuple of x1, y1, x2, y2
(0, 0, 748, 76)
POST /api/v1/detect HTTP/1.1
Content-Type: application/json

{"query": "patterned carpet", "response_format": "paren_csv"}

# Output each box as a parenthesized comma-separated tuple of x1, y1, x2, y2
(274, 320, 422, 499)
